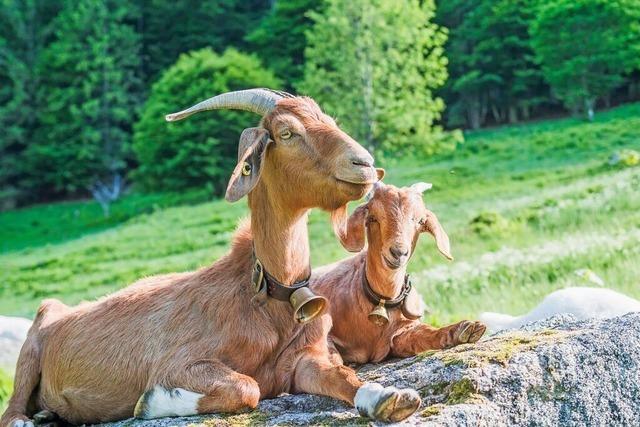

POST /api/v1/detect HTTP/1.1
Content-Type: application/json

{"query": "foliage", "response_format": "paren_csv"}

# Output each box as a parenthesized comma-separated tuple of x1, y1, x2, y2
(529, 0, 640, 120)
(246, 0, 320, 89)
(3, 0, 640, 205)
(438, 0, 547, 129)
(0, 0, 62, 205)
(132, 48, 280, 193)
(300, 0, 454, 156)
(2, 102, 639, 323)
(23, 0, 142, 200)
(140, 0, 270, 83)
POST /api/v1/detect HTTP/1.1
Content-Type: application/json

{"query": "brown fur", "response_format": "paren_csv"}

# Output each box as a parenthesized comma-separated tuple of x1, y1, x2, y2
(1, 96, 382, 426)
(311, 183, 486, 364)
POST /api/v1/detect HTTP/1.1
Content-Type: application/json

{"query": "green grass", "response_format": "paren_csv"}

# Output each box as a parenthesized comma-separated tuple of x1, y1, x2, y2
(1, 103, 639, 325)
(0, 368, 12, 413)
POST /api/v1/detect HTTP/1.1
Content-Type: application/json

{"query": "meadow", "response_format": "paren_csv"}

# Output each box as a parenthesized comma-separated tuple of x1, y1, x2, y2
(1, 103, 639, 327)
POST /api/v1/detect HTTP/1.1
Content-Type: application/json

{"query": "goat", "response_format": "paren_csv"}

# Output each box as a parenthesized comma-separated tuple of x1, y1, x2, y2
(311, 182, 486, 364)
(1, 89, 421, 427)
(480, 287, 640, 332)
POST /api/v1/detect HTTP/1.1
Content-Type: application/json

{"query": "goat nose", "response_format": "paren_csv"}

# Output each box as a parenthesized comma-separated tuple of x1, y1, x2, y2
(351, 157, 373, 168)
(389, 246, 409, 259)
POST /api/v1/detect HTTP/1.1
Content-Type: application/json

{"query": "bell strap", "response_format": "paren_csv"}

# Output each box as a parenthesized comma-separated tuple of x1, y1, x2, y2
(251, 253, 311, 302)
(361, 267, 412, 309)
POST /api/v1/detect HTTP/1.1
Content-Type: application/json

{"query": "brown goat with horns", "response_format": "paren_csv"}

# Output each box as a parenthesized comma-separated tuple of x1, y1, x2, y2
(1, 89, 422, 427)
(311, 182, 486, 364)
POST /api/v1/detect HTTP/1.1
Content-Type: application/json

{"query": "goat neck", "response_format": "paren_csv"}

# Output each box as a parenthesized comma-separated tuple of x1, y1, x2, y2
(364, 251, 409, 300)
(248, 178, 310, 286)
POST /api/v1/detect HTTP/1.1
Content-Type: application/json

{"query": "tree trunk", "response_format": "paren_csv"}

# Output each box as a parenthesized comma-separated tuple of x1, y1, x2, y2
(508, 105, 518, 124)
(468, 105, 481, 130)
(585, 98, 595, 122)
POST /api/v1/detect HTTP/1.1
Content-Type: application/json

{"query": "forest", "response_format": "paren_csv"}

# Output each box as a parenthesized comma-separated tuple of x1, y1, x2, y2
(1, 0, 639, 208)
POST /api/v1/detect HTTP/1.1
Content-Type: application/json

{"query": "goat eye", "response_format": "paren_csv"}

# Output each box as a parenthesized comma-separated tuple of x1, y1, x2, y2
(280, 130, 292, 140)
(367, 216, 377, 224)
(418, 218, 426, 226)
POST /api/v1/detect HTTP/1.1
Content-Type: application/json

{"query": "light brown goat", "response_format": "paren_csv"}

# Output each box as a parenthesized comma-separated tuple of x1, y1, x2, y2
(311, 182, 486, 364)
(1, 90, 421, 427)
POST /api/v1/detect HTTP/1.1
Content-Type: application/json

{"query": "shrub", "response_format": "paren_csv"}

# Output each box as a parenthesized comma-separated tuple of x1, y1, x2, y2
(609, 149, 640, 168)
(132, 48, 281, 194)
(469, 211, 513, 235)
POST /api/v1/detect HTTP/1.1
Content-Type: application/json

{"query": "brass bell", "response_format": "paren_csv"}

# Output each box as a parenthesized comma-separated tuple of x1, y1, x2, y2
(368, 300, 389, 326)
(290, 287, 328, 324)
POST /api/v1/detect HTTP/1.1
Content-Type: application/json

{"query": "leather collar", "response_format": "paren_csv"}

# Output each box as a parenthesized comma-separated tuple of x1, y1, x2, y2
(252, 253, 311, 301)
(362, 265, 412, 308)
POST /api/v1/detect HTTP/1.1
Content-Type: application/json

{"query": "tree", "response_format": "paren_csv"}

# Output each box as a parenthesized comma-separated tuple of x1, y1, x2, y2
(300, 0, 453, 156)
(530, 0, 640, 120)
(246, 0, 320, 88)
(437, 0, 547, 128)
(0, 0, 62, 207)
(140, 0, 270, 83)
(25, 0, 143, 200)
(132, 48, 280, 193)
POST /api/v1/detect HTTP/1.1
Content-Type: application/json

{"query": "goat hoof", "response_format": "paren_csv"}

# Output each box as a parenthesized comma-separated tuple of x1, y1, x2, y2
(32, 411, 57, 425)
(387, 388, 421, 422)
(453, 320, 486, 346)
(355, 383, 421, 421)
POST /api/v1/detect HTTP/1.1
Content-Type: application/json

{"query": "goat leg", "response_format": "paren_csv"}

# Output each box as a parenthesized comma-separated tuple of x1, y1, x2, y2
(292, 350, 421, 422)
(135, 358, 260, 420)
(391, 320, 486, 357)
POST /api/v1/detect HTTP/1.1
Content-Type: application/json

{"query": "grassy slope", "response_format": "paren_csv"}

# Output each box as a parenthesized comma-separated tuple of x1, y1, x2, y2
(1, 103, 639, 324)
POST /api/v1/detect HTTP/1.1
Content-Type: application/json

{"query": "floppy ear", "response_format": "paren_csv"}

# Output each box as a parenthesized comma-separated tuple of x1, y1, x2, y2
(332, 204, 368, 252)
(421, 210, 453, 260)
(225, 127, 271, 202)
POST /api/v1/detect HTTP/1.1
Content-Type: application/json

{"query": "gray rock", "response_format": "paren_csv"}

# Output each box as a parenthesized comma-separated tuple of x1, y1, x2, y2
(95, 313, 640, 426)
(0, 316, 31, 372)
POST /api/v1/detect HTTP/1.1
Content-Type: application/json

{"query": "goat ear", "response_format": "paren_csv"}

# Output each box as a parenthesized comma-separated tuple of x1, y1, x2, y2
(411, 182, 432, 194)
(225, 127, 271, 202)
(332, 204, 368, 252)
(421, 210, 453, 260)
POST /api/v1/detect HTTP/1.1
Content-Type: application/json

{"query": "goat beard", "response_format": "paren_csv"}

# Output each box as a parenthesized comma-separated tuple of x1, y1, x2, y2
(330, 205, 350, 248)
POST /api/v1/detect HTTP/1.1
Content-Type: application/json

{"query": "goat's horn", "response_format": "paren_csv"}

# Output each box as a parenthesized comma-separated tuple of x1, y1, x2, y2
(165, 88, 290, 122)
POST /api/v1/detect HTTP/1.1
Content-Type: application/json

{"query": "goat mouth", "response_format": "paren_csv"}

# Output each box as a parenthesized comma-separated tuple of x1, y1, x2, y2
(383, 255, 402, 270)
(335, 177, 372, 186)
(334, 166, 379, 186)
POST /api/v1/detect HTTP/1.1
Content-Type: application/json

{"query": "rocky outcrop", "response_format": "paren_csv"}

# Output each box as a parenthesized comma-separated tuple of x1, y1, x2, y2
(94, 313, 640, 426)
(0, 316, 32, 372)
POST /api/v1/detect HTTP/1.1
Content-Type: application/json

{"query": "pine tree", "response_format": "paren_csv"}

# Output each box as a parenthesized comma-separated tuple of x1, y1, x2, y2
(0, 0, 62, 206)
(530, 0, 640, 120)
(140, 0, 270, 83)
(246, 0, 320, 88)
(300, 0, 453, 156)
(26, 0, 143, 199)
(437, 0, 546, 128)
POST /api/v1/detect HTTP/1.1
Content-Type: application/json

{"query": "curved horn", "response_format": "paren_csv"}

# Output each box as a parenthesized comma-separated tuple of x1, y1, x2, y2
(165, 88, 291, 122)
